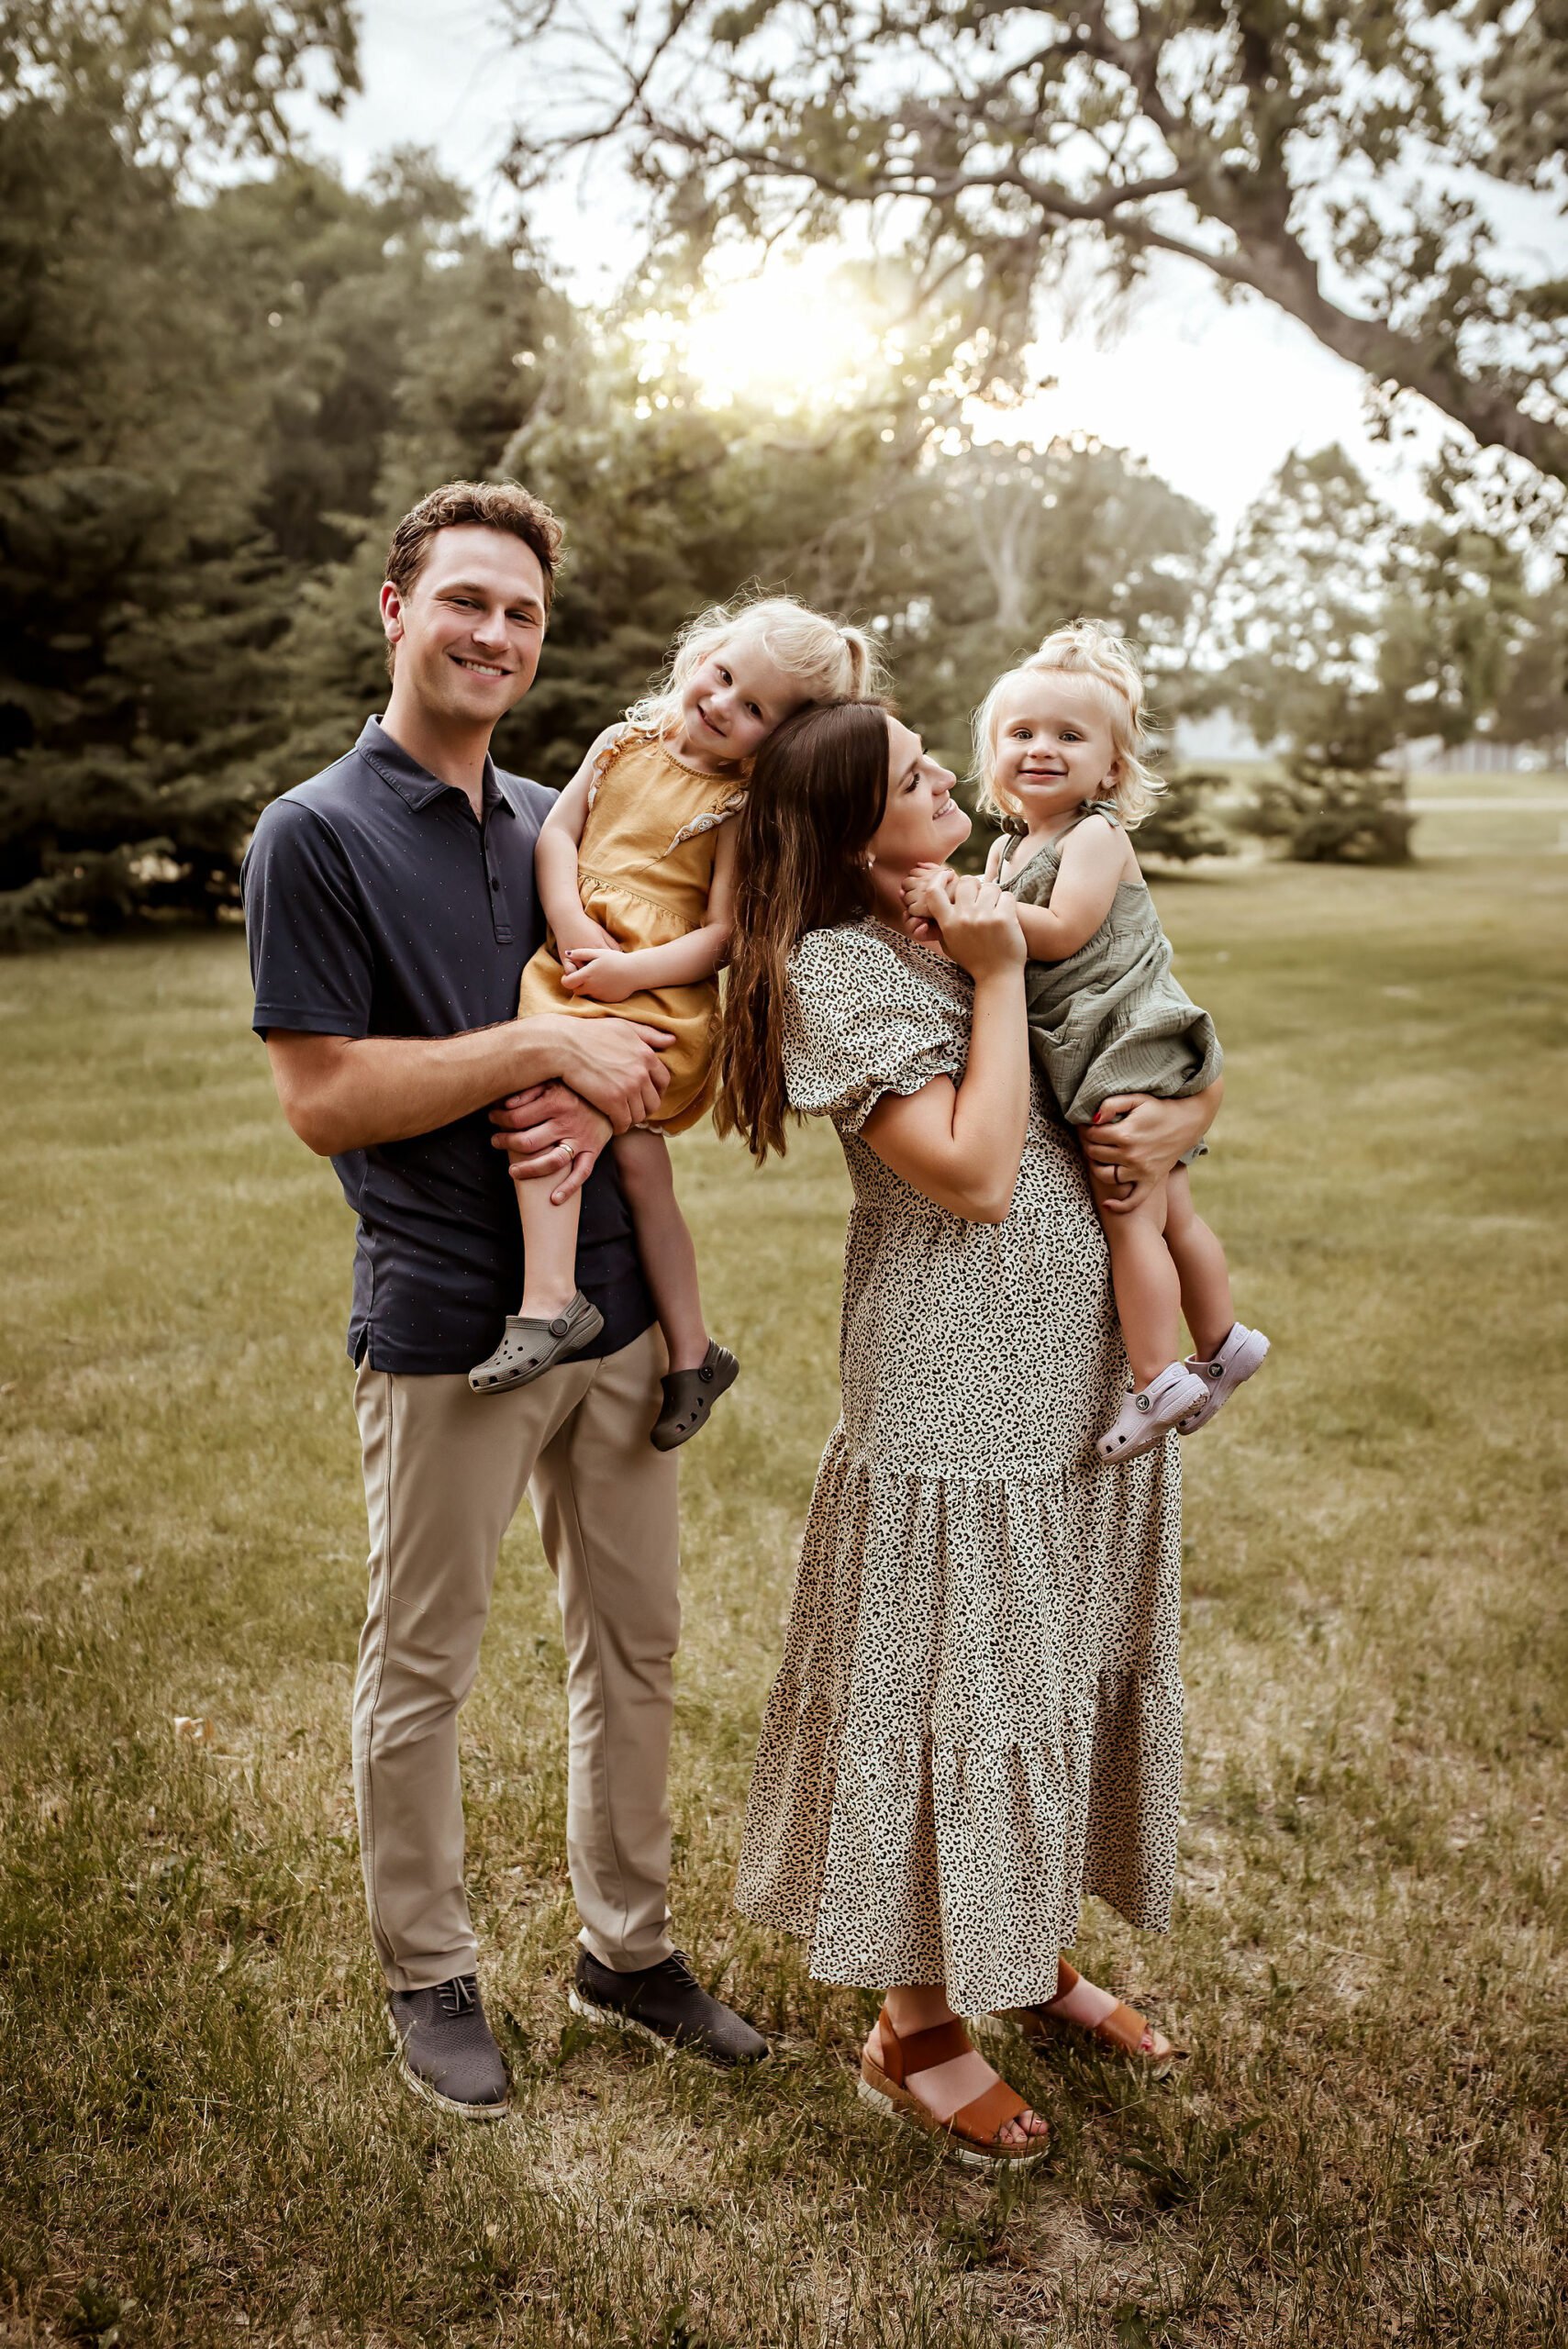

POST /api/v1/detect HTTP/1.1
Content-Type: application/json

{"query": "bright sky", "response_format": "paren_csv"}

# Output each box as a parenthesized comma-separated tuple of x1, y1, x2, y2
(298, 0, 1494, 534)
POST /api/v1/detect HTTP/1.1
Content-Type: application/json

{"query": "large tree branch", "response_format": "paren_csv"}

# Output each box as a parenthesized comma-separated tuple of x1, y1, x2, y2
(648, 114, 1568, 482)
(516, 2, 1568, 487)
(1117, 212, 1568, 481)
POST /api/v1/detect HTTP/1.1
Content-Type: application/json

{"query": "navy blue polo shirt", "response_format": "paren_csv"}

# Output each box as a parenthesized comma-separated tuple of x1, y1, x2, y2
(240, 716, 654, 1375)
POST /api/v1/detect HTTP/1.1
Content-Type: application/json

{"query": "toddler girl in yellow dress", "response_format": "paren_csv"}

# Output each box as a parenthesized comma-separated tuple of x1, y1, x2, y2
(469, 594, 880, 1443)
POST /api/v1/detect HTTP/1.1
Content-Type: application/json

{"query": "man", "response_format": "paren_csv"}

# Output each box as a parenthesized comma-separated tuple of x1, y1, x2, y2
(241, 480, 767, 2120)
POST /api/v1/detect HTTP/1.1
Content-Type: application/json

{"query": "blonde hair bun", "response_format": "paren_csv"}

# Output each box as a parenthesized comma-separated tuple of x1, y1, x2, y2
(628, 593, 889, 738)
(972, 616, 1164, 830)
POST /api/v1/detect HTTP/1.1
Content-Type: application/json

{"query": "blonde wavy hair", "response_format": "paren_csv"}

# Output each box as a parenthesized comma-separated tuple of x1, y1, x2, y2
(973, 618, 1165, 829)
(628, 593, 886, 738)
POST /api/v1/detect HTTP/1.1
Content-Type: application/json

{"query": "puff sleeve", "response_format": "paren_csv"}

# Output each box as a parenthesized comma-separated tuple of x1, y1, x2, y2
(783, 925, 969, 1137)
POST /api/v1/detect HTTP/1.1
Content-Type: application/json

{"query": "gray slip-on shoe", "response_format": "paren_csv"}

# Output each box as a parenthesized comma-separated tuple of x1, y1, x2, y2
(569, 1948, 768, 2066)
(468, 1289, 604, 1396)
(388, 1975, 509, 2120)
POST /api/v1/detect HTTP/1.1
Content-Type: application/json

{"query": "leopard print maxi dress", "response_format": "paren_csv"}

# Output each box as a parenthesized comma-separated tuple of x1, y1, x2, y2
(734, 919, 1184, 2015)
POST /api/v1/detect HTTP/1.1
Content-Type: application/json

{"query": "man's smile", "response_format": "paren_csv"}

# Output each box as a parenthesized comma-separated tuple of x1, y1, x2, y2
(452, 654, 508, 677)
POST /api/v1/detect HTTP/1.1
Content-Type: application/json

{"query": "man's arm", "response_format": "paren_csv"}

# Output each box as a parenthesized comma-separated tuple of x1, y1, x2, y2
(265, 1013, 673, 1157)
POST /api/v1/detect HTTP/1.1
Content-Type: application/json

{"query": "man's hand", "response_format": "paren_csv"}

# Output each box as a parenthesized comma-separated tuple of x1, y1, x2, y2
(490, 1084, 612, 1202)
(528, 1011, 673, 1131)
(1082, 1085, 1222, 1212)
(561, 945, 643, 1004)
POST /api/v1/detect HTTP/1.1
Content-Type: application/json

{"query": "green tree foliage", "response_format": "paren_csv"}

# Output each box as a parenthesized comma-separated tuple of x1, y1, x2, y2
(1, 62, 1217, 949)
(1221, 440, 1556, 746)
(1213, 439, 1565, 860)
(0, 82, 563, 939)
(1134, 772, 1235, 864)
(266, 273, 1217, 798)
(2, 0, 359, 164)
(1493, 579, 1568, 754)
(509, 0, 1568, 485)
(1218, 445, 1418, 861)
(1219, 446, 1396, 758)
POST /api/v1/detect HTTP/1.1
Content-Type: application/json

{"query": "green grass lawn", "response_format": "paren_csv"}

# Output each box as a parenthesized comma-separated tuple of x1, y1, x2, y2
(2, 856, 1565, 2348)
(1182, 763, 1568, 860)
(1404, 773, 1568, 862)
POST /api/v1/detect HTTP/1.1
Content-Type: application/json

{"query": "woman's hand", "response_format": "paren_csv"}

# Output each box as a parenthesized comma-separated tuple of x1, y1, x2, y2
(1082, 1083, 1223, 1213)
(918, 871, 1026, 983)
(859, 872, 1029, 1220)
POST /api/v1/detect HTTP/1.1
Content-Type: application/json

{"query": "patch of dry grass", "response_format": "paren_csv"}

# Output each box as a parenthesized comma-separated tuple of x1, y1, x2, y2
(1, 856, 1565, 2346)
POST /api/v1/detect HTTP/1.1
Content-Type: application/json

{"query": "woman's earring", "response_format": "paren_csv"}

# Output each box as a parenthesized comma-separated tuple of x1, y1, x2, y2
(862, 852, 876, 868)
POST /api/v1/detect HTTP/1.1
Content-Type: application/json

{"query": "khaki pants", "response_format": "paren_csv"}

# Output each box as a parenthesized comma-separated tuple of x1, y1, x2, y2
(351, 1326, 680, 1993)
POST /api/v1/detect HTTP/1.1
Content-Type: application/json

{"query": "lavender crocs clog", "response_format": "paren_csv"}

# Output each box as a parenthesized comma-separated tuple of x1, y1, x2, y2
(1176, 1321, 1271, 1434)
(1095, 1361, 1208, 1464)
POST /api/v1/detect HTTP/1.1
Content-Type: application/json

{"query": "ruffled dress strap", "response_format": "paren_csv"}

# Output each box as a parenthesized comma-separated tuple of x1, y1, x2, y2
(584, 721, 644, 807)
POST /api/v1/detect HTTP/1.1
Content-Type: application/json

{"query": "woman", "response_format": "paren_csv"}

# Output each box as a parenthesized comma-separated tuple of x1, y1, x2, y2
(717, 701, 1219, 2165)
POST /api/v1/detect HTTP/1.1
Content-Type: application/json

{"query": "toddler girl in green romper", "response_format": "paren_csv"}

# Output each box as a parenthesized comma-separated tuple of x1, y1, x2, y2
(906, 618, 1268, 1462)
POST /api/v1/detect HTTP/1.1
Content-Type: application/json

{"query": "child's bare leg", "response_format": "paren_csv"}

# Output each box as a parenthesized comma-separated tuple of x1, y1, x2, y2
(1095, 1174, 1184, 1388)
(612, 1130, 708, 1374)
(1162, 1165, 1234, 1362)
(516, 1175, 583, 1319)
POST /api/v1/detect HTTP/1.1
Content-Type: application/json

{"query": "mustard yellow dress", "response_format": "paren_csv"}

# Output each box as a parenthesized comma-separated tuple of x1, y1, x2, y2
(515, 726, 746, 1135)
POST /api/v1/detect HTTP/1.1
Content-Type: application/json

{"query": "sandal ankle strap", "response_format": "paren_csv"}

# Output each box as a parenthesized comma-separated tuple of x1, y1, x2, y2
(876, 2006, 972, 2086)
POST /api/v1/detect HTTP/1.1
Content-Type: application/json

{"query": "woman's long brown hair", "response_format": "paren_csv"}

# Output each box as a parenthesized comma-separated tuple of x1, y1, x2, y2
(716, 698, 893, 1163)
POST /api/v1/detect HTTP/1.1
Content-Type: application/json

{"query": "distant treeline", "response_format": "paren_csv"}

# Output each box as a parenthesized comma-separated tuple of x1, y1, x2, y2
(4, 58, 1565, 938)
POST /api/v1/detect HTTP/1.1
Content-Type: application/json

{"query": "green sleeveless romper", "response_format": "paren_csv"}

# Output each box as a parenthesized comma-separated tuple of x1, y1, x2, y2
(998, 804, 1223, 1141)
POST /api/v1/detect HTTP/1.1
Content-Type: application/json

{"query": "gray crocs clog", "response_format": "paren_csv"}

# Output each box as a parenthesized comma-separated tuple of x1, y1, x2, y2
(651, 1341, 739, 1451)
(468, 1290, 604, 1395)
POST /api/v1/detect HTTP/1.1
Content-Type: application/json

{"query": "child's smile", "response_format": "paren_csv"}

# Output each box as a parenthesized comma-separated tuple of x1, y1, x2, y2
(678, 631, 801, 770)
(990, 675, 1118, 829)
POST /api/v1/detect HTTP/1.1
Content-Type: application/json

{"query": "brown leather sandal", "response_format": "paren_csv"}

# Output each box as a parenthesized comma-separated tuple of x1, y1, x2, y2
(1003, 1957, 1187, 2074)
(858, 2006, 1048, 2170)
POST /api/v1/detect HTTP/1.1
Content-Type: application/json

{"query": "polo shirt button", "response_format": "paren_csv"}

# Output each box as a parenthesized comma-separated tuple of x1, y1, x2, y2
(489, 874, 499, 891)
